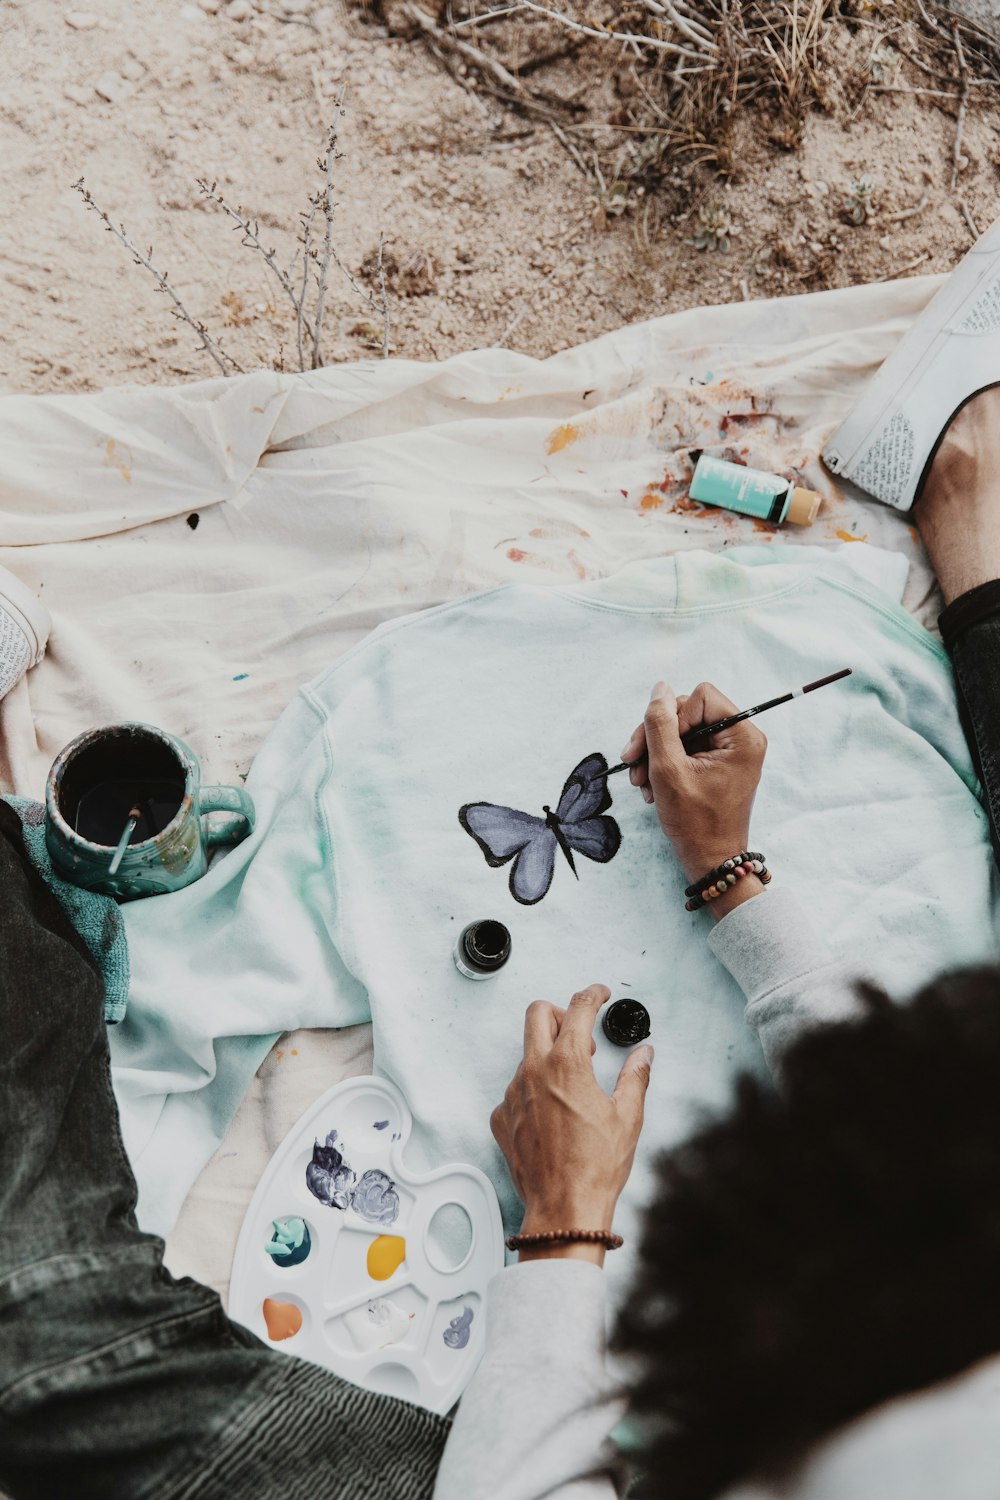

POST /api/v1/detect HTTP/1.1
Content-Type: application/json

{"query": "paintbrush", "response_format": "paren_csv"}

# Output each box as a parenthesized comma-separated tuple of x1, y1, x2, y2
(108, 805, 142, 876)
(603, 668, 853, 776)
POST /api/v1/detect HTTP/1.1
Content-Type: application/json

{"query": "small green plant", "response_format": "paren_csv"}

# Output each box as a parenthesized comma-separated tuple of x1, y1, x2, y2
(870, 45, 902, 84)
(692, 201, 741, 253)
(842, 174, 878, 224)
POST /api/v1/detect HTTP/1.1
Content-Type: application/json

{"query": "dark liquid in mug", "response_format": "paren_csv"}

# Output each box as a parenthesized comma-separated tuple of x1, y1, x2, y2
(74, 779, 184, 846)
(58, 729, 186, 849)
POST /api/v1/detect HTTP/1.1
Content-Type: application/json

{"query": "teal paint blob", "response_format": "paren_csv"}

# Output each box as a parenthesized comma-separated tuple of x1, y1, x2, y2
(265, 1216, 311, 1267)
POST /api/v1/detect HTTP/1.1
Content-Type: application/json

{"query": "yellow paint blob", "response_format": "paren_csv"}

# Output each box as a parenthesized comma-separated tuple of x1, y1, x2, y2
(263, 1297, 302, 1341)
(545, 422, 580, 455)
(367, 1234, 406, 1281)
(639, 492, 663, 511)
(101, 437, 133, 484)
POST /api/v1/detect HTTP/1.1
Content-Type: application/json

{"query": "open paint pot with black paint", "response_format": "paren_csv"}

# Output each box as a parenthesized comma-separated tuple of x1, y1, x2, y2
(45, 722, 255, 900)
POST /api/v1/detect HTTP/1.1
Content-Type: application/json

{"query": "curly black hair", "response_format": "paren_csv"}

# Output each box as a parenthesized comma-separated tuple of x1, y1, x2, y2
(614, 964, 1000, 1499)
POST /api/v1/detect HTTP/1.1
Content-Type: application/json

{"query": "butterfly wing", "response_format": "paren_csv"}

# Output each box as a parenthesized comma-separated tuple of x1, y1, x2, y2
(459, 803, 548, 865)
(459, 803, 559, 905)
(508, 826, 558, 905)
(561, 814, 621, 865)
(552, 752, 621, 866)
(554, 752, 614, 824)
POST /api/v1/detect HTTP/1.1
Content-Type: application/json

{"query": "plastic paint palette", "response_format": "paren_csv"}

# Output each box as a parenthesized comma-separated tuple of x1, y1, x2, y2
(229, 1075, 504, 1415)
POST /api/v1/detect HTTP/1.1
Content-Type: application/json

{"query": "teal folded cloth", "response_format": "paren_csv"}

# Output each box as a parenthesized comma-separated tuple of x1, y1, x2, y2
(4, 797, 129, 1024)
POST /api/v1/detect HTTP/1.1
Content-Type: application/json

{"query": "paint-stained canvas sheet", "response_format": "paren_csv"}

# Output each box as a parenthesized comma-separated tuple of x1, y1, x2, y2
(0, 274, 955, 1299)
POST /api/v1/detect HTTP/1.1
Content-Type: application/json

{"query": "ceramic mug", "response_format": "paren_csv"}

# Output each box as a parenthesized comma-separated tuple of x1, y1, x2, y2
(45, 722, 255, 900)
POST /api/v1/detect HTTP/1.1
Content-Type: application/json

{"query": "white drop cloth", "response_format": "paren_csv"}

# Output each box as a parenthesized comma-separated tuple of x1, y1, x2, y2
(0, 274, 954, 1297)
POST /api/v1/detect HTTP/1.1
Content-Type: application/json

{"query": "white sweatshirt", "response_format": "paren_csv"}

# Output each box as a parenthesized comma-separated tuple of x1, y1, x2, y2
(434, 886, 1000, 1500)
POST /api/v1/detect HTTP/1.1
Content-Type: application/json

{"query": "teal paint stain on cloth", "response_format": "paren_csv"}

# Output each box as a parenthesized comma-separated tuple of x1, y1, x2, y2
(233, 673, 250, 681)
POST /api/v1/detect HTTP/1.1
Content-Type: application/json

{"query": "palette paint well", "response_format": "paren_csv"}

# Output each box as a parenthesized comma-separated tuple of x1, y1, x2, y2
(229, 1075, 503, 1415)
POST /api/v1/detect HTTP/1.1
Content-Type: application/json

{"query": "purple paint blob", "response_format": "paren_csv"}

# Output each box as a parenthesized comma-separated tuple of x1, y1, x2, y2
(351, 1168, 400, 1226)
(306, 1129, 356, 1210)
(373, 1120, 389, 1131)
(443, 1305, 474, 1350)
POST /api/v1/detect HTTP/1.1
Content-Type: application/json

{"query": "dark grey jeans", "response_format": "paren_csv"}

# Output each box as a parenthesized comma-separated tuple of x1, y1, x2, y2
(939, 579, 1000, 871)
(0, 800, 449, 1500)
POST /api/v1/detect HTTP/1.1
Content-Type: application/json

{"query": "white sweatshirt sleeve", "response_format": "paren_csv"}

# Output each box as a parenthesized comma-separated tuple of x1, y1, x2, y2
(432, 1260, 628, 1500)
(707, 884, 870, 1073)
(437, 884, 865, 1500)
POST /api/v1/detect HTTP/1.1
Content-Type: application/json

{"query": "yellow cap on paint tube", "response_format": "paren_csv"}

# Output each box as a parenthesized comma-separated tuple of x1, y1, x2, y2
(786, 486, 822, 527)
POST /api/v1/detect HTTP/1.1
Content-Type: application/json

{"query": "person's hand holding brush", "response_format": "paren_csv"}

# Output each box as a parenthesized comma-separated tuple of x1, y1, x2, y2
(620, 680, 769, 920)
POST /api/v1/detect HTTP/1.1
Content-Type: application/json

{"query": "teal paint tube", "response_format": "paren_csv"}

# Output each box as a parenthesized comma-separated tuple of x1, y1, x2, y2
(690, 455, 821, 526)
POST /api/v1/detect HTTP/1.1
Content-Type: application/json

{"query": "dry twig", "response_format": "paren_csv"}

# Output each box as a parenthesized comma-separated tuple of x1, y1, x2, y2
(951, 19, 970, 191)
(376, 232, 391, 359)
(297, 199, 319, 373)
(71, 178, 241, 376)
(513, 0, 710, 59)
(312, 117, 339, 369)
(888, 172, 932, 222)
(960, 197, 979, 239)
(873, 250, 932, 283)
(197, 178, 317, 350)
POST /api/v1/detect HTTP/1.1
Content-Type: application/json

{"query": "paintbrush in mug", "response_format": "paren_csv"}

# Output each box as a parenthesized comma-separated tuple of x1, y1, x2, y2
(107, 805, 142, 877)
(603, 668, 853, 775)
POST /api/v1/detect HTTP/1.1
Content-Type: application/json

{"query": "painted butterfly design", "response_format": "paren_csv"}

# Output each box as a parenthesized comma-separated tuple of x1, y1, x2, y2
(458, 752, 621, 906)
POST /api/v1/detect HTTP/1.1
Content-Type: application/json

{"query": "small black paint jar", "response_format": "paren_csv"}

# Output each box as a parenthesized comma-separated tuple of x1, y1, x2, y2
(454, 919, 512, 981)
(602, 999, 651, 1047)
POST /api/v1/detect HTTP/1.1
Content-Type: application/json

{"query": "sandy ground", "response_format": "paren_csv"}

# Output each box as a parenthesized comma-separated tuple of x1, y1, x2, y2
(4, 0, 1000, 393)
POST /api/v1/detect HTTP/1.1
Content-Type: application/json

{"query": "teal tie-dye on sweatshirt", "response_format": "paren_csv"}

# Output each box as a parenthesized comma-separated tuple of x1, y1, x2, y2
(112, 543, 999, 1314)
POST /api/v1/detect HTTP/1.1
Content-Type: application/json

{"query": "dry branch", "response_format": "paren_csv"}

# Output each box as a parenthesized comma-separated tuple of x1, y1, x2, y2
(312, 116, 340, 368)
(376, 232, 391, 359)
(513, 0, 710, 59)
(71, 178, 242, 376)
(197, 178, 317, 350)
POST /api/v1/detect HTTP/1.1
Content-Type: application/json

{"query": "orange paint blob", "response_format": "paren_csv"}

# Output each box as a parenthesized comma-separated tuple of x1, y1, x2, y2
(507, 548, 527, 562)
(751, 517, 778, 534)
(545, 422, 580, 455)
(368, 1235, 406, 1281)
(908, 526, 920, 546)
(639, 492, 663, 511)
(835, 529, 868, 543)
(263, 1297, 302, 1341)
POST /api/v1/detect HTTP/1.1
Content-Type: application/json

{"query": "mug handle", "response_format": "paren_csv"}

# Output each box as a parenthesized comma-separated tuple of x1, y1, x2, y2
(198, 785, 256, 850)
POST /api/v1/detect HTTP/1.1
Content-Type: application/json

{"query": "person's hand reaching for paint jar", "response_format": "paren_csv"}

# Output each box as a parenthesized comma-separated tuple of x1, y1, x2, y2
(491, 982, 652, 1267)
(620, 680, 768, 920)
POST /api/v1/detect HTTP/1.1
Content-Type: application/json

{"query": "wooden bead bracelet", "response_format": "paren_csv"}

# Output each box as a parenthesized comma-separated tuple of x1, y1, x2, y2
(505, 1229, 624, 1251)
(684, 851, 771, 912)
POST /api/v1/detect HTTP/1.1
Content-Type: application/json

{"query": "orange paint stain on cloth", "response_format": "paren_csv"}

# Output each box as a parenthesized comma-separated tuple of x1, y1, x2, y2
(528, 521, 591, 539)
(367, 1235, 406, 1281)
(545, 422, 581, 455)
(566, 548, 587, 580)
(506, 548, 559, 572)
(263, 1298, 302, 1341)
(835, 529, 868, 543)
(909, 526, 921, 546)
(639, 492, 663, 511)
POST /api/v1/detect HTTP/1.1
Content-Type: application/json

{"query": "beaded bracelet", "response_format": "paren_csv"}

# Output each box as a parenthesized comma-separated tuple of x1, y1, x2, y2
(505, 1229, 624, 1251)
(684, 851, 771, 912)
